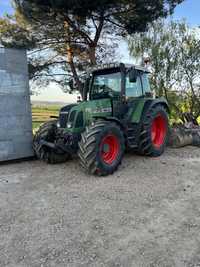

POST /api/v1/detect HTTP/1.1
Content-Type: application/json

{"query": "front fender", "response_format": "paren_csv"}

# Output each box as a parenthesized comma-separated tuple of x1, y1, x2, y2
(93, 116, 125, 129)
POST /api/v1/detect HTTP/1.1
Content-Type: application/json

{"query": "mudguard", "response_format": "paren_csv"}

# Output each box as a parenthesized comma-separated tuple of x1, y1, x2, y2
(143, 97, 170, 116)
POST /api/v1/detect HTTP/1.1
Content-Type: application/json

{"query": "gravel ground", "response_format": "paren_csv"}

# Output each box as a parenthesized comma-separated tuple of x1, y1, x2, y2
(0, 147, 200, 267)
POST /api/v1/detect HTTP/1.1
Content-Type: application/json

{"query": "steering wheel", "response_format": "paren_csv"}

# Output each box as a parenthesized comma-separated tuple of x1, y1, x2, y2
(99, 85, 113, 97)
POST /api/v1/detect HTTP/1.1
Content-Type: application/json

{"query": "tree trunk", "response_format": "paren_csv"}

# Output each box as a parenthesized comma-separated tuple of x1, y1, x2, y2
(69, 60, 83, 96)
(168, 125, 200, 148)
(168, 127, 193, 148)
(64, 21, 83, 97)
(88, 45, 96, 66)
(88, 14, 104, 66)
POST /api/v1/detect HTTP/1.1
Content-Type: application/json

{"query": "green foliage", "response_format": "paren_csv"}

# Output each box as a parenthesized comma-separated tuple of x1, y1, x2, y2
(0, 16, 35, 48)
(15, 0, 183, 34)
(0, 0, 183, 95)
(128, 20, 200, 122)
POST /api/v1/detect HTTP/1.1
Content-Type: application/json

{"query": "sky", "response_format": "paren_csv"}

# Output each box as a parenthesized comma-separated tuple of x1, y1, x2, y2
(0, 0, 200, 102)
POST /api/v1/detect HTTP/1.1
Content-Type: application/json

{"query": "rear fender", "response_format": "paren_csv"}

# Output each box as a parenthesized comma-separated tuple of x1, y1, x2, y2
(142, 98, 170, 119)
(127, 98, 169, 145)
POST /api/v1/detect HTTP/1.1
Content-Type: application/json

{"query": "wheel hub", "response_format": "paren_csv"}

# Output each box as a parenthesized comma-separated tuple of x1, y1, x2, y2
(151, 114, 167, 148)
(102, 143, 110, 153)
(100, 134, 119, 164)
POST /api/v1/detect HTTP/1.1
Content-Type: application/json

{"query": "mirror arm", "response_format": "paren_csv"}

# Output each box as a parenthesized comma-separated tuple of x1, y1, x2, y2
(120, 63, 126, 101)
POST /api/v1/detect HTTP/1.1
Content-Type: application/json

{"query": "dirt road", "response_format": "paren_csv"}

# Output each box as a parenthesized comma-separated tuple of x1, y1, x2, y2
(0, 147, 200, 267)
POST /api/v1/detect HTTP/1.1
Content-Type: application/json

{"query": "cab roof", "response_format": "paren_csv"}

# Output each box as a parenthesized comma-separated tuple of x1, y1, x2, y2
(90, 63, 149, 74)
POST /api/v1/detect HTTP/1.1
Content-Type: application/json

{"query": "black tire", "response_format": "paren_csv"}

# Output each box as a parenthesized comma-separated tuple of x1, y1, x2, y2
(78, 120, 125, 176)
(33, 120, 70, 164)
(138, 105, 169, 157)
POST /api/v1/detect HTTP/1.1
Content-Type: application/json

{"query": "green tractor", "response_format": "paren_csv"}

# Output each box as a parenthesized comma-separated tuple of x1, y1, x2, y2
(33, 63, 169, 176)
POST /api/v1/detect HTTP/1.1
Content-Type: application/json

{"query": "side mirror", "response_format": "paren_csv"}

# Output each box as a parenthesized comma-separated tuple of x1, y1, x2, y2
(129, 68, 138, 83)
(83, 77, 90, 101)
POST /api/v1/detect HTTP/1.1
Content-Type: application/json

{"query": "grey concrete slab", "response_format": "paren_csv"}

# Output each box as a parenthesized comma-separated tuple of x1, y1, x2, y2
(0, 48, 33, 161)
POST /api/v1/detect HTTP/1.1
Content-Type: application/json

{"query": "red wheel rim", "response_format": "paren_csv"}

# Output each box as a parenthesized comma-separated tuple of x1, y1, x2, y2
(100, 134, 119, 164)
(151, 114, 167, 148)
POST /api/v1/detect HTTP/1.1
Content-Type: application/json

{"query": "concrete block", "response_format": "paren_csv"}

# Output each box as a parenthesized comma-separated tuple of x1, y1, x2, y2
(5, 49, 28, 74)
(0, 95, 32, 115)
(0, 47, 33, 161)
(0, 140, 14, 161)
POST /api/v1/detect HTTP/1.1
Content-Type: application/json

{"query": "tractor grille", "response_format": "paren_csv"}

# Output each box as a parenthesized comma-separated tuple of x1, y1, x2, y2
(68, 110, 76, 124)
(59, 104, 76, 128)
(59, 111, 69, 128)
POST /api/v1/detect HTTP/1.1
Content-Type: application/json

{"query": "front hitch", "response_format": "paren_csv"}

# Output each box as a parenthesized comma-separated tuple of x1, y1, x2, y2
(39, 132, 80, 155)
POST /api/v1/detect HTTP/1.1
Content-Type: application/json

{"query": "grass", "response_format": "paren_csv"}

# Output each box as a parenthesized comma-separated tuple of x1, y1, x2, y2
(32, 105, 60, 133)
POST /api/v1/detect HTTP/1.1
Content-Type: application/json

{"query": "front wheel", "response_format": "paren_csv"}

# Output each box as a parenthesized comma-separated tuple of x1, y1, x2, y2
(138, 105, 169, 156)
(78, 120, 125, 176)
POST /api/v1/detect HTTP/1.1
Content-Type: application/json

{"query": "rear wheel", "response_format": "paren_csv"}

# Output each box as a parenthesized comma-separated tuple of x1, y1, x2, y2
(33, 120, 70, 163)
(138, 105, 169, 156)
(78, 120, 125, 176)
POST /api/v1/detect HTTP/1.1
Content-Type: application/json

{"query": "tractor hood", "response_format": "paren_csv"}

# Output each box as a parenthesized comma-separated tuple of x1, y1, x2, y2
(66, 98, 112, 132)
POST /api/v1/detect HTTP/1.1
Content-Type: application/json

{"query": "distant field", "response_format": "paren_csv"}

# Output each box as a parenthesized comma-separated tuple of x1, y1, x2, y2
(32, 105, 60, 132)
(32, 103, 200, 133)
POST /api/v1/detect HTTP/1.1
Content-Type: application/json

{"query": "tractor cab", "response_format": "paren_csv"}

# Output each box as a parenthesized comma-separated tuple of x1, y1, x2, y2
(86, 63, 151, 102)
(80, 63, 152, 120)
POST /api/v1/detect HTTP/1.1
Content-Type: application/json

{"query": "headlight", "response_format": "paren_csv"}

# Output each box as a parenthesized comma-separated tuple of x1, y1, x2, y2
(67, 122, 72, 128)
(56, 121, 60, 128)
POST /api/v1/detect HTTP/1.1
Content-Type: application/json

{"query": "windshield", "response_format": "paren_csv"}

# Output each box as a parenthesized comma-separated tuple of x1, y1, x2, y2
(90, 71, 121, 99)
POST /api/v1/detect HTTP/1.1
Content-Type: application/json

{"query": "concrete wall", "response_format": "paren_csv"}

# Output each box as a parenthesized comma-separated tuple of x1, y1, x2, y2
(0, 47, 33, 161)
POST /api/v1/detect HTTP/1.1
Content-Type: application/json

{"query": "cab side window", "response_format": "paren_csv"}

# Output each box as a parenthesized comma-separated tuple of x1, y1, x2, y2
(125, 74, 142, 97)
(141, 73, 151, 94)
